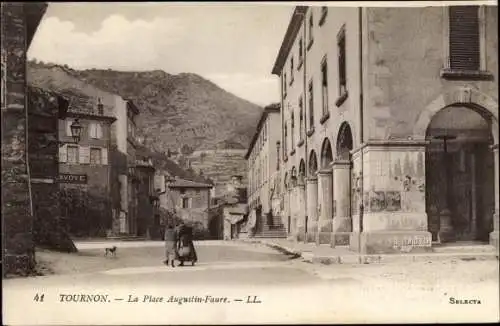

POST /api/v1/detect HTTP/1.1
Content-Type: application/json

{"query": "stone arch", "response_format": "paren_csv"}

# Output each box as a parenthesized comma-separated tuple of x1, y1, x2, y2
(308, 150, 318, 177)
(425, 103, 496, 242)
(298, 159, 306, 183)
(414, 87, 499, 144)
(336, 122, 354, 160)
(320, 138, 333, 169)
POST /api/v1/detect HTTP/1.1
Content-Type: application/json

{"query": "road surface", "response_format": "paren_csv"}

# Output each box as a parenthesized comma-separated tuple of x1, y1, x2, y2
(3, 240, 498, 324)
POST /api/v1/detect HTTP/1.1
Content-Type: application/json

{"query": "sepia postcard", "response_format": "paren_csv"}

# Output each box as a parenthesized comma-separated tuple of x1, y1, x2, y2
(1, 1, 499, 324)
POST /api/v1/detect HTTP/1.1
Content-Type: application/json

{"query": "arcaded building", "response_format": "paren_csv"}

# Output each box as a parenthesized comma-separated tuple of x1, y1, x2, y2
(245, 103, 286, 237)
(273, 5, 498, 254)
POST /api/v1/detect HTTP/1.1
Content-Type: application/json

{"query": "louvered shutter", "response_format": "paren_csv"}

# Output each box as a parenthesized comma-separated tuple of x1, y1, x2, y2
(101, 147, 108, 165)
(66, 120, 72, 136)
(59, 144, 67, 163)
(89, 123, 95, 138)
(449, 6, 480, 71)
(97, 124, 103, 139)
(79, 146, 90, 164)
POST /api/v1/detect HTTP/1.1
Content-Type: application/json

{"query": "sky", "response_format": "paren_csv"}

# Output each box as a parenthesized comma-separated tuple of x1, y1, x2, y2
(28, 2, 295, 106)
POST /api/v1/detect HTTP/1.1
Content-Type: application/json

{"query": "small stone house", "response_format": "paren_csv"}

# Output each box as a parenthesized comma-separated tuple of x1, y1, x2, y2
(160, 177, 213, 238)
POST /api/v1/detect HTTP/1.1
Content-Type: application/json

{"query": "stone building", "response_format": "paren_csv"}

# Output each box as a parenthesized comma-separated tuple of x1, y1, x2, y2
(221, 175, 249, 240)
(273, 5, 498, 254)
(245, 104, 286, 237)
(57, 99, 116, 237)
(108, 97, 146, 236)
(159, 177, 213, 238)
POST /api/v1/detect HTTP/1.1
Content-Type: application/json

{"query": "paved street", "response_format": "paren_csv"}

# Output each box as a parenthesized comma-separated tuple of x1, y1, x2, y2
(3, 240, 499, 324)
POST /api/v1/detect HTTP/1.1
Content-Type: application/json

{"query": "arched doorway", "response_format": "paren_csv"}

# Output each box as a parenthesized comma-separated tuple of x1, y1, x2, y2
(337, 122, 354, 160)
(309, 150, 318, 177)
(291, 166, 297, 187)
(334, 123, 354, 235)
(426, 105, 495, 243)
(299, 159, 306, 184)
(320, 138, 333, 169)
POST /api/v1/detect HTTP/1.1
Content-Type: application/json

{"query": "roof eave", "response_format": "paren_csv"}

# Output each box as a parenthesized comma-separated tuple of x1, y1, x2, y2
(25, 2, 48, 49)
(244, 104, 281, 160)
(271, 6, 309, 76)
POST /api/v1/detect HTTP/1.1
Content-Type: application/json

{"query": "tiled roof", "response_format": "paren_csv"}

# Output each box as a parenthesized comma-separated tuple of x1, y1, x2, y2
(168, 178, 213, 189)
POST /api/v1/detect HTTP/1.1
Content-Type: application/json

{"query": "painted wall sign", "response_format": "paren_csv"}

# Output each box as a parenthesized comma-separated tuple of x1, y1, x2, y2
(57, 173, 88, 184)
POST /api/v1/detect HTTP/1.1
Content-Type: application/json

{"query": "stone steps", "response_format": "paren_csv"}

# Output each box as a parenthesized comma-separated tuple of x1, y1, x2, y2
(253, 228, 287, 239)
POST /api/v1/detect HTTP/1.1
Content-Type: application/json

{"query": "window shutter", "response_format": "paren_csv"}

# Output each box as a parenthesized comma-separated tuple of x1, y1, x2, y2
(88, 123, 94, 138)
(97, 124, 103, 139)
(66, 120, 72, 136)
(59, 144, 67, 163)
(449, 6, 480, 71)
(79, 146, 90, 164)
(101, 147, 108, 165)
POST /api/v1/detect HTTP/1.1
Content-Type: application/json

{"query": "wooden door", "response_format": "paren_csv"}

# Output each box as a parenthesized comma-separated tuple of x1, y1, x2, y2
(450, 148, 474, 241)
(426, 144, 448, 241)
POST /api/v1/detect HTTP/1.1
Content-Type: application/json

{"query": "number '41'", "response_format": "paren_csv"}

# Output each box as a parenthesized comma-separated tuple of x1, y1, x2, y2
(33, 293, 45, 302)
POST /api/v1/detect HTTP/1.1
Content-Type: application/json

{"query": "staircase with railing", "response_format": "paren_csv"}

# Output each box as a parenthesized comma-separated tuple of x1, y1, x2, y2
(252, 212, 287, 238)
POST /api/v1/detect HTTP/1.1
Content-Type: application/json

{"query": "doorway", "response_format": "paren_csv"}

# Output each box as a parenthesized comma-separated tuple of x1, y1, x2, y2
(426, 105, 494, 243)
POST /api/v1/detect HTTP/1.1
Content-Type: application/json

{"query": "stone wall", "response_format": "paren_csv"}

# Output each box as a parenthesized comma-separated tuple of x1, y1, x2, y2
(363, 6, 498, 141)
(1, 3, 34, 275)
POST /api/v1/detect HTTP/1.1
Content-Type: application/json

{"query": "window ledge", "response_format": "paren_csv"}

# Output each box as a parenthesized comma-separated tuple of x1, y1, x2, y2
(298, 59, 303, 71)
(440, 69, 493, 81)
(307, 39, 314, 51)
(320, 112, 330, 124)
(297, 139, 304, 148)
(290, 149, 296, 156)
(319, 11, 327, 26)
(335, 91, 349, 107)
(307, 128, 315, 138)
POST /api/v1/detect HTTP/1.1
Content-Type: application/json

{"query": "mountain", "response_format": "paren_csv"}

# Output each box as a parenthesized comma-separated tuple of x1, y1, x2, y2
(27, 61, 263, 152)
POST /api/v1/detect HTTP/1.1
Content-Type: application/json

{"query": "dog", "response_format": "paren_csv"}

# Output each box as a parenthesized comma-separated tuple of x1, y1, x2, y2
(104, 246, 117, 257)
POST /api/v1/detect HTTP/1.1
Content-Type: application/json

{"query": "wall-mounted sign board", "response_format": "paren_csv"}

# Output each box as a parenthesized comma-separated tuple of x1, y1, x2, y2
(57, 173, 88, 184)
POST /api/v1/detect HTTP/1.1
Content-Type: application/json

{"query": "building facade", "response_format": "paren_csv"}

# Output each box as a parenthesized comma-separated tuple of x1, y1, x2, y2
(273, 5, 498, 254)
(220, 175, 249, 240)
(245, 104, 286, 237)
(134, 153, 156, 237)
(58, 101, 116, 237)
(108, 97, 147, 236)
(160, 178, 213, 239)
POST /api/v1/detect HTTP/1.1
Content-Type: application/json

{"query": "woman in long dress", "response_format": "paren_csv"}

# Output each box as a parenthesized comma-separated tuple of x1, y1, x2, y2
(163, 222, 177, 267)
(176, 222, 198, 266)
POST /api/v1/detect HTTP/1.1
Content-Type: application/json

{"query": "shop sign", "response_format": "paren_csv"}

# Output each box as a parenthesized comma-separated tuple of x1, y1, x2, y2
(57, 173, 87, 184)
